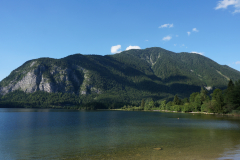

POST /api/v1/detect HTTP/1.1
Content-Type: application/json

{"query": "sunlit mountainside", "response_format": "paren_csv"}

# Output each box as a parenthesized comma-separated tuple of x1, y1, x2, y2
(1, 47, 240, 108)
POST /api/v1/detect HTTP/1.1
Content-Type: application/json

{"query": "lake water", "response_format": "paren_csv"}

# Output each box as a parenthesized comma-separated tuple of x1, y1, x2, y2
(0, 108, 240, 160)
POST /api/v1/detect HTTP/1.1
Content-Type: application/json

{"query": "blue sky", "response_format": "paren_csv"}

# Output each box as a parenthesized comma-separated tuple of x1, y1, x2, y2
(0, 0, 240, 81)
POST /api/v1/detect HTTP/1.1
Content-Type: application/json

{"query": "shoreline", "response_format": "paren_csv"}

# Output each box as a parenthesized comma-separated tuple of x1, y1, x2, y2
(98, 108, 240, 116)
(1, 107, 239, 116)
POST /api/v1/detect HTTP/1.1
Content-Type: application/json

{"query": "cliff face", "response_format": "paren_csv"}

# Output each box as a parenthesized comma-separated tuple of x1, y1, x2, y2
(0, 60, 101, 95)
(1, 47, 240, 99)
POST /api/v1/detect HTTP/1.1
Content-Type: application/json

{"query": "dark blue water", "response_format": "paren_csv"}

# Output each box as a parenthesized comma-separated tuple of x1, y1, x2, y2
(0, 108, 240, 159)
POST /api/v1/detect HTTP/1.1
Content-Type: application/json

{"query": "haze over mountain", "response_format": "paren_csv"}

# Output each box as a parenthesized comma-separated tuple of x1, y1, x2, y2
(1, 47, 240, 106)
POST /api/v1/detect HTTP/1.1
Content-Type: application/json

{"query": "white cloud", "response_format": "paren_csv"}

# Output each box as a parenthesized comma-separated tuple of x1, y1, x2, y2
(159, 23, 174, 28)
(236, 61, 240, 64)
(215, 0, 238, 9)
(111, 45, 121, 54)
(126, 45, 141, 51)
(215, 0, 240, 13)
(145, 40, 149, 41)
(233, 9, 240, 13)
(187, 32, 191, 36)
(174, 44, 177, 46)
(162, 36, 172, 41)
(192, 28, 199, 32)
(176, 35, 179, 37)
(191, 51, 204, 55)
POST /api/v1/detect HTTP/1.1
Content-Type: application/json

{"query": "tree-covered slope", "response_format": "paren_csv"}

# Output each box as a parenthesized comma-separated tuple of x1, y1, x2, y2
(117, 47, 240, 88)
(1, 47, 240, 108)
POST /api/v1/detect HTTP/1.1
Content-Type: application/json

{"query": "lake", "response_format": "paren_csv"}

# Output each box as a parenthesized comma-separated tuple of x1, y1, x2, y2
(0, 108, 240, 160)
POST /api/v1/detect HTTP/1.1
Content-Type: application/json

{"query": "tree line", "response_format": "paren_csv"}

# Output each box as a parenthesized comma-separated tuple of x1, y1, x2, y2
(1, 79, 239, 113)
(122, 79, 240, 114)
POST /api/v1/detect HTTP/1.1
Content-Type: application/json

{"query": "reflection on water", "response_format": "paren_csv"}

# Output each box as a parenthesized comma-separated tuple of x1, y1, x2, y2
(0, 109, 240, 159)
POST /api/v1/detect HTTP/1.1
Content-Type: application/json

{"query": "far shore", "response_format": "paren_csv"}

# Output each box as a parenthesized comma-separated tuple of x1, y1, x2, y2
(97, 108, 240, 116)
(1, 107, 239, 116)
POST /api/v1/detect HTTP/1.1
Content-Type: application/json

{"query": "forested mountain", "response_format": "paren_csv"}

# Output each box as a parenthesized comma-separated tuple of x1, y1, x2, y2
(1, 47, 240, 108)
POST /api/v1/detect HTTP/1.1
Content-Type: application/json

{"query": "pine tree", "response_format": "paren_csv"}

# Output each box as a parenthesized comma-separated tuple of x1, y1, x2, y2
(228, 79, 234, 89)
(200, 87, 208, 102)
(173, 95, 181, 105)
(224, 79, 235, 104)
(228, 80, 240, 110)
(140, 99, 145, 109)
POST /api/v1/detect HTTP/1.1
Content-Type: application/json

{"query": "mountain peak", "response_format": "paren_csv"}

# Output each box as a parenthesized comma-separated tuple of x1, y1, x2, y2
(1, 47, 240, 103)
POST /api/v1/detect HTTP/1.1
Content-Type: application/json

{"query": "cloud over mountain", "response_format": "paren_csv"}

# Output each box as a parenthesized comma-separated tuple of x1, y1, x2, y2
(111, 45, 121, 54)
(191, 51, 204, 55)
(126, 45, 141, 50)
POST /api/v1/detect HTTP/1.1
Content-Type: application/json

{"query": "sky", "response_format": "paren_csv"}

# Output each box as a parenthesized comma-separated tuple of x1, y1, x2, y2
(0, 0, 240, 81)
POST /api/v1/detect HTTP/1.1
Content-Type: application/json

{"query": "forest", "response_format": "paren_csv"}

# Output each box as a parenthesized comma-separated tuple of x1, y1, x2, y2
(1, 48, 240, 113)
(122, 79, 240, 114)
(0, 79, 239, 114)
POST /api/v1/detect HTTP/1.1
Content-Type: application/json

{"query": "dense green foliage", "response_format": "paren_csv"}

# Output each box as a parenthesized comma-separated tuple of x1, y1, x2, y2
(123, 79, 240, 114)
(1, 47, 240, 109)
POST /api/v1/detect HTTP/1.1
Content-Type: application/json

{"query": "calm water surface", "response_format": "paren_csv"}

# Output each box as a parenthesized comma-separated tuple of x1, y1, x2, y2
(0, 108, 240, 160)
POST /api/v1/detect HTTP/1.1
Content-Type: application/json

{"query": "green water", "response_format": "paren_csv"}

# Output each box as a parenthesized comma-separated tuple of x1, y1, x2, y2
(0, 109, 240, 159)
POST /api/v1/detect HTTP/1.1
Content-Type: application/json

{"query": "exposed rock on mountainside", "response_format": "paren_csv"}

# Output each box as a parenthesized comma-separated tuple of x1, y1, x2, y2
(0, 61, 100, 95)
(1, 47, 240, 102)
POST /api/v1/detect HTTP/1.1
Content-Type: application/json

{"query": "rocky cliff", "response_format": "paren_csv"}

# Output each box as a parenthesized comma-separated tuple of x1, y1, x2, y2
(0, 60, 101, 95)
(1, 47, 240, 100)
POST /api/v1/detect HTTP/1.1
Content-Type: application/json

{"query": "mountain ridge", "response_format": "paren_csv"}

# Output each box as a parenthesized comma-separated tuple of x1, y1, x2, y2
(1, 47, 240, 106)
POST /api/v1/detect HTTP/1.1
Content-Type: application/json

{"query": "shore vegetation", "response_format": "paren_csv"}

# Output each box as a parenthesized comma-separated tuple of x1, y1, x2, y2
(121, 79, 240, 115)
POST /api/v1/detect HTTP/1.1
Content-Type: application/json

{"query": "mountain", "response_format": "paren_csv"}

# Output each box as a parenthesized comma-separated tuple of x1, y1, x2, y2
(1, 47, 240, 108)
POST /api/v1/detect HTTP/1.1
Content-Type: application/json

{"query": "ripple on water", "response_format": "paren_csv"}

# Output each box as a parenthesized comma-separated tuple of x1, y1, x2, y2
(0, 109, 240, 159)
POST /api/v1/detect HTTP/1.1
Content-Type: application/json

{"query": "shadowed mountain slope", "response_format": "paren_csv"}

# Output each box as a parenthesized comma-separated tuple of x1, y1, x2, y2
(1, 47, 240, 107)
